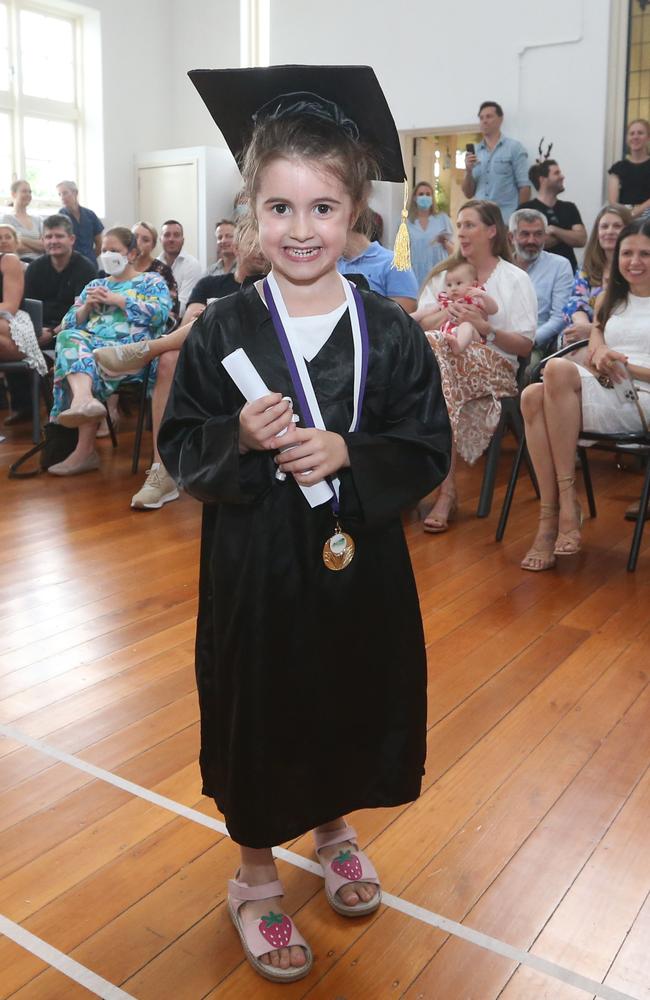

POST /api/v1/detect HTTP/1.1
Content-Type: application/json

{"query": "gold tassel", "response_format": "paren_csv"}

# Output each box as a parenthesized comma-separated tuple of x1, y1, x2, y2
(392, 179, 411, 271)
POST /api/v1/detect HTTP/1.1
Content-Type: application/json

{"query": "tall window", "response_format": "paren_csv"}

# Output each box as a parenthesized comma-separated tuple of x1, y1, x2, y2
(0, 1, 81, 208)
(627, 0, 650, 125)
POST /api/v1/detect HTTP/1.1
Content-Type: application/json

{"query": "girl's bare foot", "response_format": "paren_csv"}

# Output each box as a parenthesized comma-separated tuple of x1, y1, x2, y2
(316, 839, 378, 907)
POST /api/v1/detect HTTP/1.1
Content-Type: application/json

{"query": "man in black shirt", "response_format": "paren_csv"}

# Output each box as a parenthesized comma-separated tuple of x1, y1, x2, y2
(4, 214, 96, 424)
(522, 160, 586, 272)
(185, 244, 268, 323)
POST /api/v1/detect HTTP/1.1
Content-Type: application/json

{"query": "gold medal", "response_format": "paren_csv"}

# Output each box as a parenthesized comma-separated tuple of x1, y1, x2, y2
(323, 524, 355, 571)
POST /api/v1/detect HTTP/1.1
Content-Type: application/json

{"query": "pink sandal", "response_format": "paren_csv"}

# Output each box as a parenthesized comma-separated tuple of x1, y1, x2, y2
(314, 824, 382, 917)
(227, 873, 313, 983)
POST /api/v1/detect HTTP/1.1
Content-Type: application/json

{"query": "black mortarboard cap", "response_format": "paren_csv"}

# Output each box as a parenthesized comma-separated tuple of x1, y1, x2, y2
(187, 65, 406, 184)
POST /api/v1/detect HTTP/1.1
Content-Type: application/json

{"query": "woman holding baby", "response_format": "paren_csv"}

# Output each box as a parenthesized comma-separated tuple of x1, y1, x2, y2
(414, 199, 537, 532)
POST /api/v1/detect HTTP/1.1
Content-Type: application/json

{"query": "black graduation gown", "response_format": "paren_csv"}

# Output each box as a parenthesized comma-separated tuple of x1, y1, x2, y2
(158, 284, 451, 848)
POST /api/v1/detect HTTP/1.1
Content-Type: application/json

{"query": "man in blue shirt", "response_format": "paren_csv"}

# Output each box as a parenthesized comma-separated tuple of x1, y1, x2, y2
(509, 208, 573, 372)
(337, 214, 418, 312)
(57, 180, 103, 268)
(462, 101, 530, 222)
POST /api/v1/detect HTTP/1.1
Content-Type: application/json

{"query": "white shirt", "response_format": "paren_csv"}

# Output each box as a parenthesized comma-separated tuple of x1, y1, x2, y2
(158, 250, 202, 316)
(291, 304, 347, 361)
(419, 257, 537, 367)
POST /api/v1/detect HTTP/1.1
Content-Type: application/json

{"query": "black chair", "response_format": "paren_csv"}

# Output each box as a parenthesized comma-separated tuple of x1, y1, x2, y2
(0, 298, 50, 443)
(476, 355, 539, 517)
(495, 339, 650, 572)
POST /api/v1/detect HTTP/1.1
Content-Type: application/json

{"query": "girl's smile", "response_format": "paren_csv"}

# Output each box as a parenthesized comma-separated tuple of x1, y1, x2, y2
(255, 157, 355, 295)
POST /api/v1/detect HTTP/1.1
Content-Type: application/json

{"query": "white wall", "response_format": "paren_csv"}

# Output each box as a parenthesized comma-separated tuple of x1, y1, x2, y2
(81, 0, 615, 241)
(270, 0, 613, 234)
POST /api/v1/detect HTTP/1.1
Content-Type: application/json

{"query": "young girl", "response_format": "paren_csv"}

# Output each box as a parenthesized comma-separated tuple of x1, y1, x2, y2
(432, 260, 498, 355)
(158, 65, 451, 984)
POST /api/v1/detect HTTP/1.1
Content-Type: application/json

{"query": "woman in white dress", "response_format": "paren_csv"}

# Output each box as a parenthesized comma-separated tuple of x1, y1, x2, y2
(520, 218, 650, 571)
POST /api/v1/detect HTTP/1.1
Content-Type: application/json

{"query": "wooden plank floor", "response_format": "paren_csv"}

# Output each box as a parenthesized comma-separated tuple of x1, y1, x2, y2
(1, 413, 650, 1000)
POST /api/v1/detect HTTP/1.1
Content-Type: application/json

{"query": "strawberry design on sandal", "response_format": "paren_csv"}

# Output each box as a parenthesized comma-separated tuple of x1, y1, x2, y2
(331, 849, 363, 881)
(259, 911, 293, 949)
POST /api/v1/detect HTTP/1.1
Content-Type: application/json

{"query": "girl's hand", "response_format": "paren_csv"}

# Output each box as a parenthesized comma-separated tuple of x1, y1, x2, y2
(591, 344, 628, 377)
(274, 428, 349, 483)
(448, 302, 490, 337)
(239, 393, 294, 454)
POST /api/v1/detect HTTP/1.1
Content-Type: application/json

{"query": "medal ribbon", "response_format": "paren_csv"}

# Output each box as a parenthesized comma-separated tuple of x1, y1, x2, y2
(263, 272, 369, 510)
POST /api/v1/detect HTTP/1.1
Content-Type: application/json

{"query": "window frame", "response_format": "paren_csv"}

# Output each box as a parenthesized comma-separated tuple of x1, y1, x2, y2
(0, 0, 84, 212)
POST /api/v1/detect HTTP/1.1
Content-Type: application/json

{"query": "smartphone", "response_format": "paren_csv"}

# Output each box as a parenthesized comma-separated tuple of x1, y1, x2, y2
(466, 143, 475, 155)
(611, 361, 638, 405)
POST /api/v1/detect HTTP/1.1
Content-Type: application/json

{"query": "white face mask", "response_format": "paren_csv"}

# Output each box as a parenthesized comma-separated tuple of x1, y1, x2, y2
(100, 250, 129, 276)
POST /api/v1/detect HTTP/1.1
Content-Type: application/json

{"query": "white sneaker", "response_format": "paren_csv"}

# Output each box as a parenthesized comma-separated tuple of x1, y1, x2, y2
(131, 463, 179, 510)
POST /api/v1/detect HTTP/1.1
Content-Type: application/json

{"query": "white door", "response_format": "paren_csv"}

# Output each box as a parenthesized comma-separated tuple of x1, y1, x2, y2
(137, 160, 199, 258)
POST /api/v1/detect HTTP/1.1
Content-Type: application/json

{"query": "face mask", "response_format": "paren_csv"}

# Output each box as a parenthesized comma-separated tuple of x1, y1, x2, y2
(100, 251, 129, 276)
(234, 203, 248, 217)
(416, 194, 433, 210)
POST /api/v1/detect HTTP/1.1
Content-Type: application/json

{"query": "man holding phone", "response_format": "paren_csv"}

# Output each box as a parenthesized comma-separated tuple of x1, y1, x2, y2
(462, 101, 530, 222)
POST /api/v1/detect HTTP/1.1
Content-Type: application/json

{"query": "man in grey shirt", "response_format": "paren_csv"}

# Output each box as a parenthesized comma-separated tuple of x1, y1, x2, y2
(462, 101, 530, 222)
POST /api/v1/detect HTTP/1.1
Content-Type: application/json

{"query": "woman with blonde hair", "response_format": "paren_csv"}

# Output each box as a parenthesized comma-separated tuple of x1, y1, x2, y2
(131, 221, 179, 320)
(406, 180, 453, 288)
(2, 180, 44, 260)
(415, 199, 537, 531)
(607, 119, 650, 218)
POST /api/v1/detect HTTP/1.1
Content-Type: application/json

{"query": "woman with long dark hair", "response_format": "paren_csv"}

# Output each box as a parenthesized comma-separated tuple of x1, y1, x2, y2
(520, 217, 650, 571)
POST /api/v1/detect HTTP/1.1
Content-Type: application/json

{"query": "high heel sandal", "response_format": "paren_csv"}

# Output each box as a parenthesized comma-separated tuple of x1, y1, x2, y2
(554, 475, 583, 556)
(520, 503, 559, 572)
(423, 490, 458, 533)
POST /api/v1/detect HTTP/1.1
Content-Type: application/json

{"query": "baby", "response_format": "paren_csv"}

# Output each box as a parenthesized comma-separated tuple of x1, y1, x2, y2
(435, 261, 498, 355)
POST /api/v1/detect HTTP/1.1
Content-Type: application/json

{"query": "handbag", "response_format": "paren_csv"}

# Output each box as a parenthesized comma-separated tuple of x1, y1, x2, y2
(8, 422, 78, 479)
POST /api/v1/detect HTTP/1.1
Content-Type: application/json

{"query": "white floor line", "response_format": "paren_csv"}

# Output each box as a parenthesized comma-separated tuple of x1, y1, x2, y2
(0, 914, 135, 1000)
(0, 723, 636, 1000)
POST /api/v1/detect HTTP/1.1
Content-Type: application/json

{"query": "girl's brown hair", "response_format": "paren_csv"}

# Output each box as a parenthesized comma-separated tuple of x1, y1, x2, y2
(423, 199, 511, 286)
(582, 205, 632, 287)
(239, 113, 379, 249)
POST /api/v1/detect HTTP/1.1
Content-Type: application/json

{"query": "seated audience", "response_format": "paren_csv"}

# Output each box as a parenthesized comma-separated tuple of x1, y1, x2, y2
(0, 233, 46, 379)
(91, 242, 268, 509)
(157, 219, 202, 315)
(132, 221, 179, 320)
(1, 180, 44, 260)
(522, 160, 586, 271)
(414, 199, 536, 532)
(406, 182, 454, 288)
(207, 219, 236, 275)
(48, 227, 171, 478)
(608, 119, 650, 219)
(186, 241, 268, 320)
(24, 215, 98, 347)
(2, 214, 97, 426)
(462, 102, 530, 221)
(520, 218, 650, 571)
(509, 208, 573, 369)
(338, 211, 419, 312)
(57, 180, 103, 267)
(562, 205, 631, 346)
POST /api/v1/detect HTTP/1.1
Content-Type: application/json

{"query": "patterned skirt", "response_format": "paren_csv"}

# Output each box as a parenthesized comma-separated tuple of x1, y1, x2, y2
(429, 333, 518, 465)
(4, 309, 47, 375)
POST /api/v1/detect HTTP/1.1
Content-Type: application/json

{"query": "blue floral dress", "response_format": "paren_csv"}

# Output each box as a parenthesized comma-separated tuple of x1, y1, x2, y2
(562, 269, 602, 324)
(51, 271, 172, 419)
